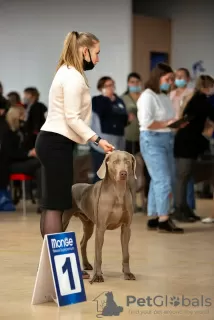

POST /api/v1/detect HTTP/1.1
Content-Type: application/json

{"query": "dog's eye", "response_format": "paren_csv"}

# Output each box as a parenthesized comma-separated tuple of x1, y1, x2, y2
(125, 160, 131, 164)
(113, 160, 119, 164)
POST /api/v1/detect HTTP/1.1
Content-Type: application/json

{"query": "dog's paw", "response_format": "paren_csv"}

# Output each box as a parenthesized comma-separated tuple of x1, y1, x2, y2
(89, 273, 104, 284)
(83, 262, 93, 271)
(124, 272, 136, 280)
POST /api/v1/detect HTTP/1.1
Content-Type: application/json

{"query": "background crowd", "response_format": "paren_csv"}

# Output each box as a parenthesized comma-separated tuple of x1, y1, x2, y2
(0, 63, 214, 230)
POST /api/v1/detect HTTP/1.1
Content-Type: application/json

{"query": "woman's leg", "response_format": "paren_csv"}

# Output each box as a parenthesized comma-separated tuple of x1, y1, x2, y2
(40, 210, 63, 238)
(187, 178, 196, 210)
(174, 158, 196, 222)
(140, 131, 183, 233)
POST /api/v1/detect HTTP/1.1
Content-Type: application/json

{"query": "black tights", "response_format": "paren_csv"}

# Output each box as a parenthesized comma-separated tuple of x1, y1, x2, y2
(40, 210, 72, 238)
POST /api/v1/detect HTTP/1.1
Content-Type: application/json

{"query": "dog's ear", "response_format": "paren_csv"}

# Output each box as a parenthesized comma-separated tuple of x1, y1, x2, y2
(97, 153, 110, 179)
(130, 154, 137, 179)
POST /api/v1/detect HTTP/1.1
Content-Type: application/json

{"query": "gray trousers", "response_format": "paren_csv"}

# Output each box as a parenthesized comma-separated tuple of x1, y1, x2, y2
(175, 158, 195, 208)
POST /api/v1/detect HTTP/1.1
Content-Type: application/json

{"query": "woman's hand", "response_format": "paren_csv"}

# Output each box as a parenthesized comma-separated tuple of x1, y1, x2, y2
(165, 118, 177, 127)
(28, 148, 37, 157)
(98, 139, 115, 153)
(128, 112, 136, 122)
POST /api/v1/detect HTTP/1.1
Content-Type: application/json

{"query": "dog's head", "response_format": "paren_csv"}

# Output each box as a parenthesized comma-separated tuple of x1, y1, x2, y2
(97, 151, 137, 182)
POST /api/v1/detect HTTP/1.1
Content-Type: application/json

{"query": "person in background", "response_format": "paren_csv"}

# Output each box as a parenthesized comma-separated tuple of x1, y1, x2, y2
(170, 68, 196, 213)
(90, 76, 128, 183)
(121, 73, 151, 210)
(0, 82, 10, 111)
(121, 72, 142, 154)
(7, 91, 23, 107)
(137, 63, 184, 233)
(174, 75, 214, 222)
(201, 83, 214, 224)
(23, 87, 47, 150)
(0, 107, 41, 211)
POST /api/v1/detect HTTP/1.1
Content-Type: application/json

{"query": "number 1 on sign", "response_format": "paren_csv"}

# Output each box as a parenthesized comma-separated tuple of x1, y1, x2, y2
(54, 253, 81, 296)
(62, 257, 76, 291)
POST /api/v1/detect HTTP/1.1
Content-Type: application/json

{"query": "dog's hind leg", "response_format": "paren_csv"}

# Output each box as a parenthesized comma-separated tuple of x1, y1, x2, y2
(80, 216, 94, 271)
(61, 209, 74, 231)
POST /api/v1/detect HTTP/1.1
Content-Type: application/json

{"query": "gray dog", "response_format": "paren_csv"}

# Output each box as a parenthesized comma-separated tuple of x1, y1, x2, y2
(62, 150, 136, 284)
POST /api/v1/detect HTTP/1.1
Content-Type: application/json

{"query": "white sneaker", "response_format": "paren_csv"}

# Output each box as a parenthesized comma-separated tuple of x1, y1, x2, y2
(202, 217, 214, 223)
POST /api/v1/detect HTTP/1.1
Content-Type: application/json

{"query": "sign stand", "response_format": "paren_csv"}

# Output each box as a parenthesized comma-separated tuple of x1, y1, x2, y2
(32, 232, 86, 307)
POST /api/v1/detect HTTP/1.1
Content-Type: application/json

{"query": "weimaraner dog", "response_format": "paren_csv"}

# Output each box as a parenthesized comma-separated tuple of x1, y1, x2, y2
(62, 150, 136, 284)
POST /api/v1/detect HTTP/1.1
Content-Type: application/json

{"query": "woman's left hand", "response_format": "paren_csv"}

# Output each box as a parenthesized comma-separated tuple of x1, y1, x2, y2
(28, 148, 37, 157)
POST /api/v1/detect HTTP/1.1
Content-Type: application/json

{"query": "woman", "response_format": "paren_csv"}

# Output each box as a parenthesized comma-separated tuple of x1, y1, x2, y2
(170, 68, 196, 215)
(174, 75, 214, 222)
(170, 68, 193, 119)
(0, 107, 41, 210)
(7, 91, 23, 107)
(90, 76, 128, 183)
(35, 32, 114, 279)
(121, 72, 142, 154)
(137, 63, 183, 233)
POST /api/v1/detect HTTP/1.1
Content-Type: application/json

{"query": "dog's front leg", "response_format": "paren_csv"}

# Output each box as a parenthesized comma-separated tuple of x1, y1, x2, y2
(90, 226, 105, 284)
(121, 224, 136, 280)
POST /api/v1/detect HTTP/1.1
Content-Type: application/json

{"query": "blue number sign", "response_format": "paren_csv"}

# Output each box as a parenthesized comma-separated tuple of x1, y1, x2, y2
(47, 232, 86, 307)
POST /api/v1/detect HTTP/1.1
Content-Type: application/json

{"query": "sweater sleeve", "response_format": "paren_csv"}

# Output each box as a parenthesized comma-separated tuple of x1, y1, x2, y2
(137, 91, 155, 128)
(63, 73, 96, 142)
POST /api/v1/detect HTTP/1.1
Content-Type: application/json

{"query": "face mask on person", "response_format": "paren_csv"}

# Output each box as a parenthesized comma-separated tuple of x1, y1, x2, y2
(206, 88, 214, 97)
(175, 78, 187, 88)
(160, 83, 170, 92)
(129, 85, 142, 93)
(23, 97, 31, 105)
(101, 88, 107, 96)
(83, 49, 95, 71)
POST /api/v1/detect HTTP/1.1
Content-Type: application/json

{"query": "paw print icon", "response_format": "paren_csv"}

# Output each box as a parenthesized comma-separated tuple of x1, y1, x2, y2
(170, 296, 180, 307)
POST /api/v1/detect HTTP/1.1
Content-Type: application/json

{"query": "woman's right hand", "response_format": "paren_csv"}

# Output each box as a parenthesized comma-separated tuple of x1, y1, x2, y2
(165, 118, 177, 127)
(99, 139, 115, 153)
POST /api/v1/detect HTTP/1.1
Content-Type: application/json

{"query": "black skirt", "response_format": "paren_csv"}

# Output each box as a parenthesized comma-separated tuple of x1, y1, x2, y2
(35, 131, 75, 211)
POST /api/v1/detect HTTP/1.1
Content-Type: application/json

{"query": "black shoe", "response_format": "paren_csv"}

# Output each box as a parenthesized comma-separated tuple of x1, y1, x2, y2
(186, 207, 201, 221)
(147, 217, 159, 230)
(158, 218, 184, 233)
(173, 208, 196, 223)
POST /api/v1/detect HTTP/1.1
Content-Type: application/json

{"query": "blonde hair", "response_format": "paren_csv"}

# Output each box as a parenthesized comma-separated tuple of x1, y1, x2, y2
(56, 31, 99, 85)
(6, 106, 25, 131)
(195, 75, 214, 91)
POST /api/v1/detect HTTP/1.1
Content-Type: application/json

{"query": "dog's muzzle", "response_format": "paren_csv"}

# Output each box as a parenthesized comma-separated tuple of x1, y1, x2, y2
(119, 170, 127, 181)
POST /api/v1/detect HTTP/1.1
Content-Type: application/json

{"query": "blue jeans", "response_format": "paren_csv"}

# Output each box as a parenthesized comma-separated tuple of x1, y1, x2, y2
(140, 131, 175, 216)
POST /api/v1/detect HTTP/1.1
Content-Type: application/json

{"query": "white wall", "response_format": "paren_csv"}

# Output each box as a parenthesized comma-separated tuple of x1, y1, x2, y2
(133, 0, 214, 79)
(0, 0, 132, 105)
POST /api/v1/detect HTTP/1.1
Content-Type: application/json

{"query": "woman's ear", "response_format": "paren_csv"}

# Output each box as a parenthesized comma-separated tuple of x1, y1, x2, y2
(97, 154, 110, 179)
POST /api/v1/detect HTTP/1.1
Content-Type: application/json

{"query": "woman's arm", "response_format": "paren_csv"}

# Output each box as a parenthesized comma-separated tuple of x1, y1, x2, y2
(63, 74, 97, 143)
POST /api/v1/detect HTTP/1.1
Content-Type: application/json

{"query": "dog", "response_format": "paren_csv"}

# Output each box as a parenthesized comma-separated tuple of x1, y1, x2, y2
(62, 150, 136, 284)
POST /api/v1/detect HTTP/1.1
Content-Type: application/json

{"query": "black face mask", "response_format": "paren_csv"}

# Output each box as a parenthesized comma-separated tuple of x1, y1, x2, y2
(83, 49, 95, 71)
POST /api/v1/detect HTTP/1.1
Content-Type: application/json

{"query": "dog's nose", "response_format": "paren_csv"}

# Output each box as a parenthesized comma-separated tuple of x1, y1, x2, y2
(119, 170, 127, 179)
